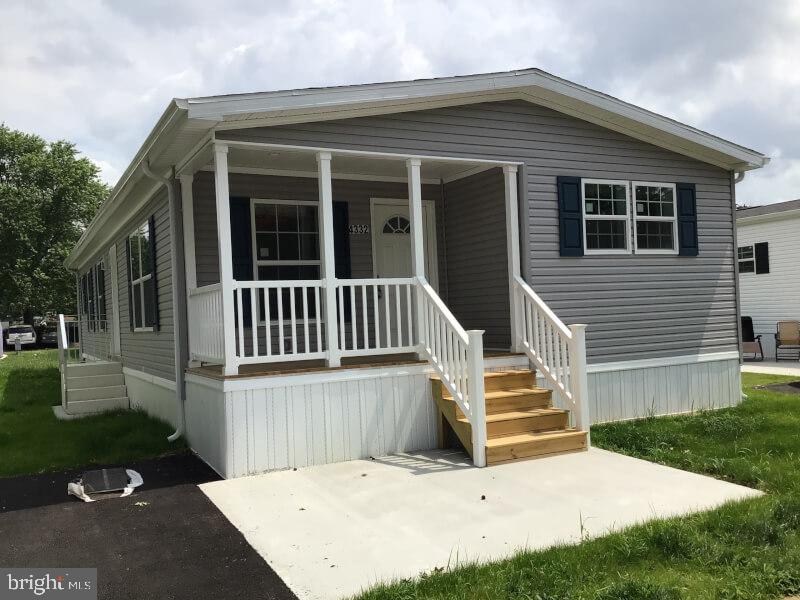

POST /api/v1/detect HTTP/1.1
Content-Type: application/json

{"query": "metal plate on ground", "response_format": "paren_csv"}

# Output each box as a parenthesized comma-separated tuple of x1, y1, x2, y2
(81, 468, 130, 494)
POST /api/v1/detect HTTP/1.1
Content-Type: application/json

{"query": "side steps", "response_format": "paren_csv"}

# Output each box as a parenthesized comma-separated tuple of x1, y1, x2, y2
(56, 361, 129, 419)
(431, 369, 588, 466)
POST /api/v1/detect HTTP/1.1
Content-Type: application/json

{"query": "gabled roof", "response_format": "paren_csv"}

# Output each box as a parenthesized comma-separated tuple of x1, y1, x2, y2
(737, 198, 800, 221)
(67, 67, 768, 269)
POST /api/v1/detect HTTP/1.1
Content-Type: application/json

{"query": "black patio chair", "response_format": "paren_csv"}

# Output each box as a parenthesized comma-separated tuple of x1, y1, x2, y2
(740, 316, 763, 361)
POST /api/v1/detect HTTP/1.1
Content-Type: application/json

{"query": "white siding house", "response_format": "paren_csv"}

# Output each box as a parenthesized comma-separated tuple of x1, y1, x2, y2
(736, 199, 800, 359)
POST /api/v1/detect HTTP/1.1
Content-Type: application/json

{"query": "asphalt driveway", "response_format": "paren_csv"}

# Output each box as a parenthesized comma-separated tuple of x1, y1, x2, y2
(0, 455, 297, 600)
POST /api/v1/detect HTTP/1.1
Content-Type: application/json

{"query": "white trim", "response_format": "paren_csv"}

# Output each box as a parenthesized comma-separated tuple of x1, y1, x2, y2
(587, 350, 740, 373)
(202, 165, 441, 186)
(180, 174, 197, 290)
(440, 164, 495, 184)
(123, 366, 177, 391)
(185, 353, 526, 392)
(223, 139, 524, 168)
(214, 143, 238, 376)
(631, 181, 679, 256)
(108, 244, 121, 356)
(503, 164, 522, 352)
(580, 178, 632, 255)
(737, 207, 800, 225)
(369, 198, 439, 291)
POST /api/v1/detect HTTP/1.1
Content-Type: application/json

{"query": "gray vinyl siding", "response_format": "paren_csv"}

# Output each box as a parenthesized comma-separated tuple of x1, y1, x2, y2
(115, 191, 176, 381)
(191, 171, 444, 287)
(443, 168, 509, 349)
(219, 100, 738, 363)
(78, 249, 113, 359)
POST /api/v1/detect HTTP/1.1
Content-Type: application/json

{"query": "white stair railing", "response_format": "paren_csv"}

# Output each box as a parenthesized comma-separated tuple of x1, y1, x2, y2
(57, 314, 80, 410)
(513, 275, 590, 437)
(417, 279, 487, 467)
(188, 283, 225, 363)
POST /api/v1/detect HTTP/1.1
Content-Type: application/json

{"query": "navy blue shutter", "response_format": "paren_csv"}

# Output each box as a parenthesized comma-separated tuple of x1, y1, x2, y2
(332, 201, 352, 321)
(229, 197, 254, 326)
(148, 215, 160, 330)
(754, 242, 769, 274)
(124, 238, 134, 330)
(676, 183, 698, 256)
(557, 176, 584, 257)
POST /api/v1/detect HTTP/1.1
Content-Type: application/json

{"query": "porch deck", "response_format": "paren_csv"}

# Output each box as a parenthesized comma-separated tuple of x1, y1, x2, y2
(186, 351, 523, 380)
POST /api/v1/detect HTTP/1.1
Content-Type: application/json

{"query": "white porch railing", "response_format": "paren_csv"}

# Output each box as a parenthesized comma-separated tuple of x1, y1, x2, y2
(57, 314, 80, 410)
(336, 278, 417, 357)
(233, 280, 326, 364)
(188, 283, 224, 362)
(513, 275, 590, 434)
(418, 280, 487, 467)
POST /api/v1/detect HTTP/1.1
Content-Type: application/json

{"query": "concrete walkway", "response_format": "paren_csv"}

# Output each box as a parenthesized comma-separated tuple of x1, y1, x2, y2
(742, 360, 800, 376)
(201, 448, 761, 600)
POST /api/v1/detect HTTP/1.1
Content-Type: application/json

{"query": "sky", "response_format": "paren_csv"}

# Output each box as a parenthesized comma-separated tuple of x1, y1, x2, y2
(1, 0, 798, 206)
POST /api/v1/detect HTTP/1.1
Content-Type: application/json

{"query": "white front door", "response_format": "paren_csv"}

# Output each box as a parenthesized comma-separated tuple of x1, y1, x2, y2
(370, 199, 438, 348)
(370, 199, 438, 287)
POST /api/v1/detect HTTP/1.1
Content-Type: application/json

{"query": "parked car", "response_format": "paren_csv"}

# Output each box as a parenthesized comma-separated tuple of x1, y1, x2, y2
(38, 325, 59, 347)
(5, 324, 37, 348)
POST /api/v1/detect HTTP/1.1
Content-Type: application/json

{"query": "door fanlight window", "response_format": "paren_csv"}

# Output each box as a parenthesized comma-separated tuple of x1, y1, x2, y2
(382, 215, 411, 234)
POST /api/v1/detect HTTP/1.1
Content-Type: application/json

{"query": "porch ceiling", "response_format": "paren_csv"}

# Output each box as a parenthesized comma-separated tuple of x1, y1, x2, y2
(188, 142, 509, 183)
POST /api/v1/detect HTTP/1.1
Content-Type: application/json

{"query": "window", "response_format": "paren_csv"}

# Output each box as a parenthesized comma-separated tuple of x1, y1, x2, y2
(632, 182, 678, 254)
(738, 243, 769, 275)
(129, 221, 156, 330)
(382, 215, 411, 234)
(581, 179, 630, 253)
(738, 245, 755, 273)
(252, 200, 321, 320)
(80, 261, 107, 332)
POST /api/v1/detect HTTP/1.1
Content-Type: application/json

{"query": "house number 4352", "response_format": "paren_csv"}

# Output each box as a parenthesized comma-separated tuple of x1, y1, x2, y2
(348, 224, 369, 234)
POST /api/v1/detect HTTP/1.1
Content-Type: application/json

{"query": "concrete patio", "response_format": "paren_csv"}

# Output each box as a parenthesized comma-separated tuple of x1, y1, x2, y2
(200, 448, 761, 600)
(742, 360, 800, 376)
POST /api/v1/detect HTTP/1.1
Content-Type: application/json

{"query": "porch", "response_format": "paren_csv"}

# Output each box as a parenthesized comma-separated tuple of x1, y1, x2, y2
(178, 140, 590, 468)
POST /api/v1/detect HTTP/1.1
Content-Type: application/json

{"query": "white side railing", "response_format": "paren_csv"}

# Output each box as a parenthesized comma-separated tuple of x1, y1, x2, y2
(336, 277, 417, 357)
(418, 279, 487, 467)
(513, 275, 590, 435)
(57, 314, 80, 409)
(188, 284, 224, 363)
(233, 280, 326, 364)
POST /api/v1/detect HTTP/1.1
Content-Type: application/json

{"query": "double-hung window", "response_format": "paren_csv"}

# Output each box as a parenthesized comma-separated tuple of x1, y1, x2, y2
(632, 182, 678, 254)
(581, 179, 631, 253)
(252, 200, 321, 320)
(129, 222, 155, 330)
(737, 245, 755, 273)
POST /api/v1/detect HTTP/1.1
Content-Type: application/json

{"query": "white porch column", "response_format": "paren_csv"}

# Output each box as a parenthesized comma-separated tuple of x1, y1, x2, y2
(407, 158, 426, 353)
(503, 165, 523, 352)
(180, 174, 197, 291)
(317, 152, 341, 367)
(213, 144, 238, 376)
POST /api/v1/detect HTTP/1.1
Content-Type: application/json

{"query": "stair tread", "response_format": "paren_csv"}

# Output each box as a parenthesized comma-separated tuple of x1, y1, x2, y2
(486, 429, 586, 447)
(484, 387, 550, 399)
(458, 407, 566, 424)
(430, 369, 533, 382)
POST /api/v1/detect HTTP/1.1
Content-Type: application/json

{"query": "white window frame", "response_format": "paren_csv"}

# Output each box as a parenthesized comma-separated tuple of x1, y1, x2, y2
(250, 198, 322, 325)
(129, 222, 154, 333)
(580, 178, 632, 255)
(631, 181, 679, 256)
(737, 244, 755, 274)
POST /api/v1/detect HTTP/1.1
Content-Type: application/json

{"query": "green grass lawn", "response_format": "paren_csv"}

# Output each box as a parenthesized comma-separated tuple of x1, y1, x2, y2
(356, 373, 800, 600)
(0, 349, 185, 478)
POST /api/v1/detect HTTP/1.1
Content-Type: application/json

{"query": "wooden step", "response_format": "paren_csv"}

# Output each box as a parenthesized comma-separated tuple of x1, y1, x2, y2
(64, 397, 130, 415)
(448, 388, 552, 418)
(482, 370, 537, 392)
(485, 429, 588, 464)
(461, 407, 569, 438)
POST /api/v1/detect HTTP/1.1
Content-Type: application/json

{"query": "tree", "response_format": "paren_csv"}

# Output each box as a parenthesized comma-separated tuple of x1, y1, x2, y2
(0, 124, 109, 323)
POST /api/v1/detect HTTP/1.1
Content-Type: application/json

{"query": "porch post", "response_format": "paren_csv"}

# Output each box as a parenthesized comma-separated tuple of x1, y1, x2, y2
(213, 143, 238, 376)
(503, 165, 523, 352)
(317, 151, 341, 367)
(407, 158, 426, 353)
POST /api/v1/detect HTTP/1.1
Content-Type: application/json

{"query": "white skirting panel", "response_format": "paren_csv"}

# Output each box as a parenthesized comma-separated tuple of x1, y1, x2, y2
(185, 379, 227, 476)
(225, 374, 438, 478)
(536, 354, 741, 425)
(123, 367, 178, 427)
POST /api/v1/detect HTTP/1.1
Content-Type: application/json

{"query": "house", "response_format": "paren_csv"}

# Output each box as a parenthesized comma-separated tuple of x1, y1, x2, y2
(62, 68, 768, 478)
(736, 199, 800, 359)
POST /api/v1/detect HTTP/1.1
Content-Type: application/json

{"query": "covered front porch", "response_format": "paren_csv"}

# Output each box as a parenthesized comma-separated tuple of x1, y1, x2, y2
(179, 140, 525, 378)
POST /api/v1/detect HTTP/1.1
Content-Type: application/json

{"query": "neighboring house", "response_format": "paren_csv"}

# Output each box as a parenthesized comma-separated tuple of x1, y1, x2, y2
(736, 199, 800, 358)
(62, 68, 768, 478)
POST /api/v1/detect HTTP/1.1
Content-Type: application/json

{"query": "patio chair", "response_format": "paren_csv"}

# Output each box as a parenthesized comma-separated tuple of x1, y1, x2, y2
(775, 321, 800, 361)
(740, 316, 763, 361)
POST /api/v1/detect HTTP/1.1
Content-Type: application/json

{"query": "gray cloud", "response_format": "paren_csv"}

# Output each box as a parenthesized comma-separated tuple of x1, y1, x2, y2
(1, 0, 797, 204)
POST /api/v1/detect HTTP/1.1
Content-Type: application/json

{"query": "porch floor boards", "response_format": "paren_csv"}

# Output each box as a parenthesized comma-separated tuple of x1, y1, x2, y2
(186, 351, 521, 380)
